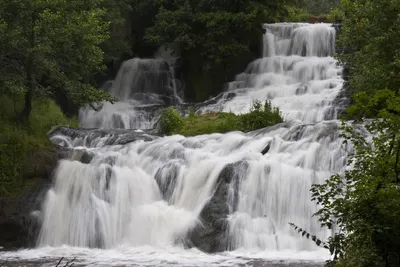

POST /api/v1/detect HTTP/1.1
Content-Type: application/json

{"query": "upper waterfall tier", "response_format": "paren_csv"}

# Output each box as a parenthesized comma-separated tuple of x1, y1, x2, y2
(79, 58, 182, 129)
(199, 23, 344, 124)
(263, 23, 336, 57)
(110, 58, 181, 102)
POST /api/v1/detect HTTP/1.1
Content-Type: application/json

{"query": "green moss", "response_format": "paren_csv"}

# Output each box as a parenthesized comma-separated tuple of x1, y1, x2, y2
(159, 100, 283, 136)
(0, 95, 77, 197)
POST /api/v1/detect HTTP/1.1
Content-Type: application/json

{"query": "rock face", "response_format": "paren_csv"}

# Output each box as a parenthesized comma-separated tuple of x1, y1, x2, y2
(0, 179, 51, 249)
(188, 161, 248, 253)
(0, 147, 59, 249)
(49, 126, 159, 147)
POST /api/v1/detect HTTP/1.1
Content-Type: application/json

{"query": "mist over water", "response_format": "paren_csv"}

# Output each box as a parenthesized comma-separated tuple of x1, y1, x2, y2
(0, 23, 345, 266)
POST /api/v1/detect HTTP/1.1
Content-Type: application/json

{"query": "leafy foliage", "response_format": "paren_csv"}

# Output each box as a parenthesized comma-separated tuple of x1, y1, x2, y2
(238, 100, 283, 132)
(336, 0, 400, 102)
(0, 95, 77, 197)
(159, 100, 283, 136)
(302, 0, 340, 15)
(285, 6, 313, 22)
(159, 107, 184, 136)
(0, 0, 130, 197)
(101, 0, 132, 65)
(0, 0, 117, 119)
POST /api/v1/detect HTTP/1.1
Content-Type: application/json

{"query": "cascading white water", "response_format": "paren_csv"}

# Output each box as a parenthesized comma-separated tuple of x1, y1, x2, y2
(32, 23, 347, 265)
(79, 58, 182, 130)
(199, 23, 341, 123)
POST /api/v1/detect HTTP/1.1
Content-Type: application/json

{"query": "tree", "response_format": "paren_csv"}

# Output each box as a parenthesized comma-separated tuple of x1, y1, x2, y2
(101, 0, 132, 70)
(0, 0, 114, 119)
(336, 0, 400, 105)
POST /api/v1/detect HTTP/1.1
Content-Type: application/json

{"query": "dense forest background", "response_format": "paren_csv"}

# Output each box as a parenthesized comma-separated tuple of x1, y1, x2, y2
(0, 0, 399, 266)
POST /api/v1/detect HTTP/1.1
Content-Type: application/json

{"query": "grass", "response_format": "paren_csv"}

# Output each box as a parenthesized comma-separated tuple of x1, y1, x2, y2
(0, 95, 78, 197)
(159, 100, 283, 136)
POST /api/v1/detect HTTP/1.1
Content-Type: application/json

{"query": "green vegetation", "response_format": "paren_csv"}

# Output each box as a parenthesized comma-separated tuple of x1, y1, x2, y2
(290, 0, 400, 266)
(285, 6, 314, 22)
(0, 95, 77, 197)
(286, 0, 340, 22)
(159, 100, 283, 136)
(0, 0, 122, 120)
(302, 0, 340, 15)
(336, 0, 400, 107)
(0, 0, 127, 197)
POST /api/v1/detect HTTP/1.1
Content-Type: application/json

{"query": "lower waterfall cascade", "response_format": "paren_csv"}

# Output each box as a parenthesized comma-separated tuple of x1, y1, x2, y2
(0, 22, 348, 266)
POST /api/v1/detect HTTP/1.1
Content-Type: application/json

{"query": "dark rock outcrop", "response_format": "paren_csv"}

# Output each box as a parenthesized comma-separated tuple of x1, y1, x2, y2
(261, 142, 271, 155)
(0, 179, 51, 249)
(188, 161, 248, 253)
(155, 161, 180, 203)
(57, 148, 95, 164)
(49, 126, 159, 148)
(22, 148, 60, 181)
(0, 147, 60, 249)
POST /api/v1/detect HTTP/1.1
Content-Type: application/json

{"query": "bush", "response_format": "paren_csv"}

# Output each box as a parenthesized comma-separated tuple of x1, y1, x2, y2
(158, 100, 283, 136)
(0, 127, 26, 196)
(158, 107, 184, 136)
(238, 100, 283, 132)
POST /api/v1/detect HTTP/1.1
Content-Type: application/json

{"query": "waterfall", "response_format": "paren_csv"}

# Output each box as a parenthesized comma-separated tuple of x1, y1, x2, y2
(79, 58, 182, 130)
(36, 23, 346, 262)
(199, 23, 341, 123)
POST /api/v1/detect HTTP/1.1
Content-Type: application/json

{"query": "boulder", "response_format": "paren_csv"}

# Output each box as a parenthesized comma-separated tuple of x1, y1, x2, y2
(0, 179, 50, 249)
(0, 148, 59, 249)
(188, 161, 247, 253)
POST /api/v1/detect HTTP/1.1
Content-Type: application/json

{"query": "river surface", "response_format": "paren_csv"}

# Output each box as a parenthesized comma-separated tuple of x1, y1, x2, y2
(0, 247, 326, 266)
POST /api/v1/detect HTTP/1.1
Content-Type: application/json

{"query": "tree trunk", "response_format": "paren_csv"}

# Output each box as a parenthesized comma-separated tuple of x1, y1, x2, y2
(20, 87, 33, 119)
(20, 56, 33, 120)
(20, 15, 36, 120)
